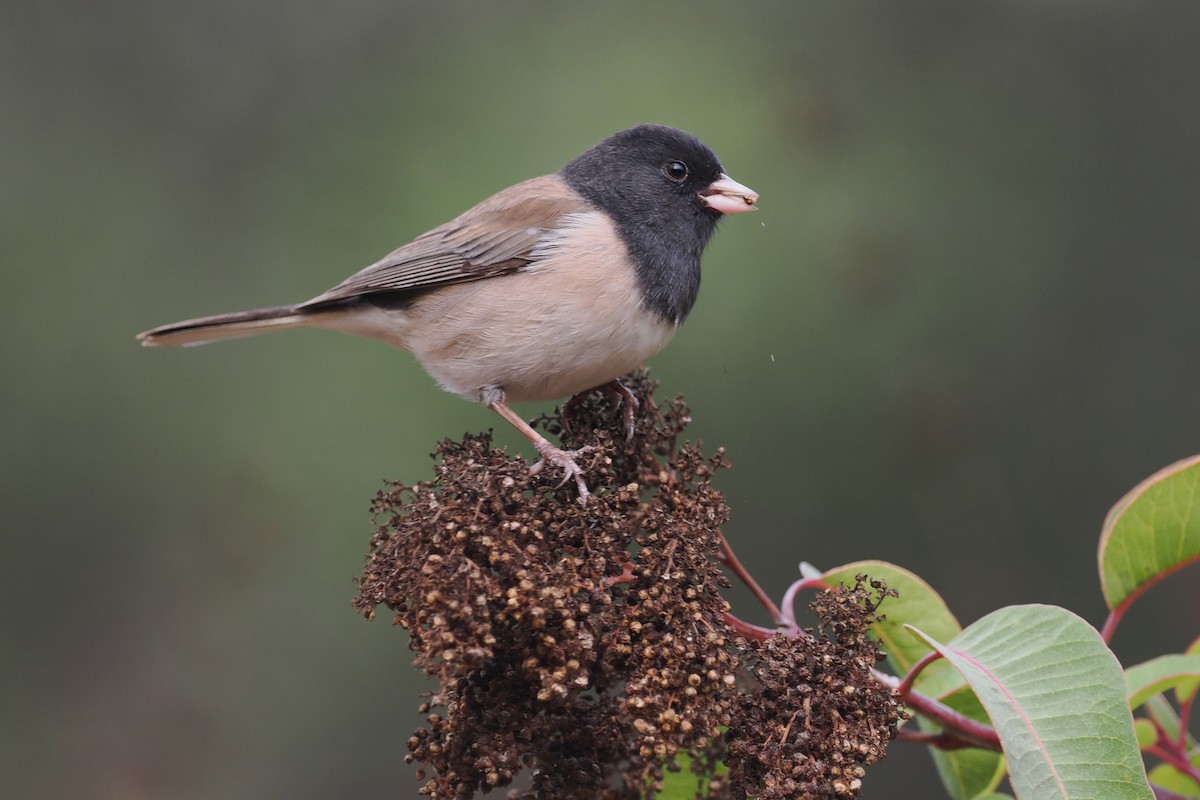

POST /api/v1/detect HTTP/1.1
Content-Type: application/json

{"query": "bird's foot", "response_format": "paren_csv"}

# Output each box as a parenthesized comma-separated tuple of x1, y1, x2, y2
(563, 379, 640, 442)
(607, 380, 640, 442)
(530, 440, 594, 504)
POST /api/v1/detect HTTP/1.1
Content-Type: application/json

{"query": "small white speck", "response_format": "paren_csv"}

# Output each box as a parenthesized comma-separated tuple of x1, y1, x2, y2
(770, 354, 775, 362)
(760, 222, 766, 227)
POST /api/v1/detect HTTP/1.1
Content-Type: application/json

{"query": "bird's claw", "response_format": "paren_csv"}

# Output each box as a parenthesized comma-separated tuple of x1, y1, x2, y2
(612, 383, 639, 442)
(531, 442, 594, 504)
(562, 379, 640, 443)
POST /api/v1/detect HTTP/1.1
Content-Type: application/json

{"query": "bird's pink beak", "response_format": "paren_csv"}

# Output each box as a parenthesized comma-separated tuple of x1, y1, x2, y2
(700, 173, 759, 214)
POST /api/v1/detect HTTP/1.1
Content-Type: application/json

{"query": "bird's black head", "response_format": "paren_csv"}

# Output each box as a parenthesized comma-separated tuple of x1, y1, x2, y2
(561, 124, 756, 325)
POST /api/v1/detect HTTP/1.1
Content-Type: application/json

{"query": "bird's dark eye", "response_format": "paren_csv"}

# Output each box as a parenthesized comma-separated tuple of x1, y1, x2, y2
(663, 160, 689, 182)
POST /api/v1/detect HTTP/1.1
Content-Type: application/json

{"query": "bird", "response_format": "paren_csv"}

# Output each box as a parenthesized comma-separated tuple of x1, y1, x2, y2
(138, 124, 758, 502)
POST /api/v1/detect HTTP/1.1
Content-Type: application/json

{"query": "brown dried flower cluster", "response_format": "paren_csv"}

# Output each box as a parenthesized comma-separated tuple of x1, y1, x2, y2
(354, 372, 900, 799)
(723, 580, 901, 799)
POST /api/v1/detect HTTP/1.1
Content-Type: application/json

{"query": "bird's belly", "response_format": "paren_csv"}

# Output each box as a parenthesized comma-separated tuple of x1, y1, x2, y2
(409, 272, 678, 403)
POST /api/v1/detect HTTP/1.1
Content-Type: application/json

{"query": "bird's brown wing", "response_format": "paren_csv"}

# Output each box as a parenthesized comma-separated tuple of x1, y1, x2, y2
(297, 174, 590, 310)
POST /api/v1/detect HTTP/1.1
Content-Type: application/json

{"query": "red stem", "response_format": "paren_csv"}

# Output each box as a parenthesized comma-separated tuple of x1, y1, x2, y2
(715, 530, 785, 625)
(1142, 712, 1200, 785)
(1100, 606, 1124, 645)
(893, 728, 979, 751)
(1150, 712, 1171, 739)
(896, 651, 944, 701)
(904, 692, 1002, 751)
(873, 669, 1002, 751)
(1177, 694, 1194, 750)
(723, 611, 784, 640)
(780, 574, 833, 629)
(1101, 553, 1200, 644)
(1146, 743, 1200, 784)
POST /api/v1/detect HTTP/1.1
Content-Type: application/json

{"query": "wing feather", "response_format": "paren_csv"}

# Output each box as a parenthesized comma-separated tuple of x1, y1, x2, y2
(298, 175, 590, 309)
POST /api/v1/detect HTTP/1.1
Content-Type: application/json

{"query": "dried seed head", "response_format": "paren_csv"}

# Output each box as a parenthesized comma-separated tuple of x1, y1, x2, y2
(353, 371, 900, 798)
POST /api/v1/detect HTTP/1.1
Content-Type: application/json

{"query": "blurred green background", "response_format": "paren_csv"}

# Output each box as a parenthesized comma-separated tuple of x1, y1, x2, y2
(5, 1, 1200, 797)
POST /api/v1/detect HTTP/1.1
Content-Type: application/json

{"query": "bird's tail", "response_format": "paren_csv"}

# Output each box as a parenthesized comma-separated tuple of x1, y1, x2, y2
(137, 305, 311, 347)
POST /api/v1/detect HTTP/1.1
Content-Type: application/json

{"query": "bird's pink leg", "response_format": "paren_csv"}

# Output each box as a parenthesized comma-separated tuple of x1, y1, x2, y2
(487, 396, 593, 504)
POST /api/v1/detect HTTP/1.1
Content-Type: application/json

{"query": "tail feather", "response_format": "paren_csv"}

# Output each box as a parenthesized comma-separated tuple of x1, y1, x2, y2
(137, 305, 310, 347)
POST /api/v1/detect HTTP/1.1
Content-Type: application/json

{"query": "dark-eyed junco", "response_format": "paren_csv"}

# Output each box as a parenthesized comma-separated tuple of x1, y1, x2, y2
(138, 124, 758, 501)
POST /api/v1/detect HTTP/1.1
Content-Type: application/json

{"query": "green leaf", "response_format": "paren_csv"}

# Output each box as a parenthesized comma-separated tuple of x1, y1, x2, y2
(1126, 654, 1200, 709)
(1133, 718, 1158, 749)
(822, 561, 1004, 799)
(1178, 636, 1200, 704)
(1148, 760, 1200, 798)
(657, 765, 705, 800)
(909, 604, 1153, 800)
(656, 750, 723, 799)
(920, 685, 1008, 800)
(1098, 455, 1200, 611)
